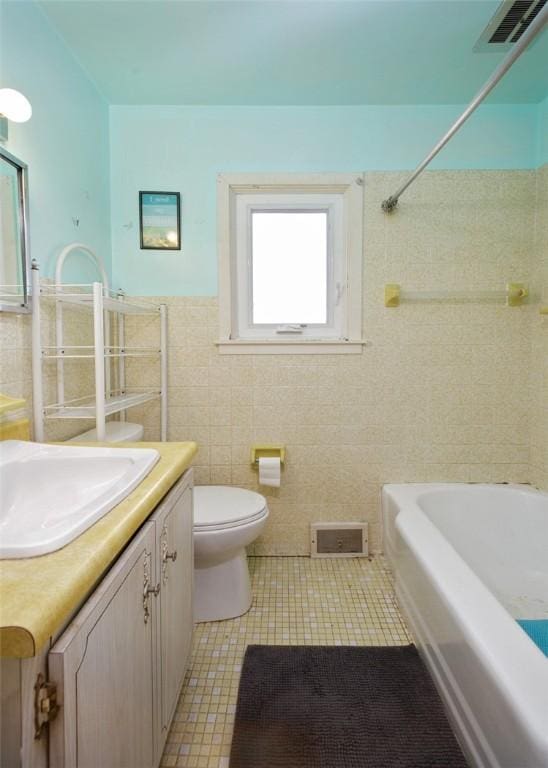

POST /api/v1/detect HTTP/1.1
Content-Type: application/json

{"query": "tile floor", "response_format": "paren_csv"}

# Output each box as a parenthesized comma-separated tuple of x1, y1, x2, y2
(161, 555, 411, 768)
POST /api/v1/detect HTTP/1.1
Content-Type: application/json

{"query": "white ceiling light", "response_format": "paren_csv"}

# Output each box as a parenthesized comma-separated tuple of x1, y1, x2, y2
(0, 88, 32, 143)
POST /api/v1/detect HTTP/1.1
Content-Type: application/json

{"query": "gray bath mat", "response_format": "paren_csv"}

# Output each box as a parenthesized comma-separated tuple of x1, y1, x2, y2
(229, 645, 468, 768)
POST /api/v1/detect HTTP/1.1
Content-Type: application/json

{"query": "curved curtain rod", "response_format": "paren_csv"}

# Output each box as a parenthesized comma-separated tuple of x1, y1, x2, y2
(381, 3, 548, 213)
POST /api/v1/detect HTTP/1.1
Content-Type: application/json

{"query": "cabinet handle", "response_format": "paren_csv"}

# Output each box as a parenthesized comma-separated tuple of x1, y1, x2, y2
(161, 522, 177, 584)
(143, 552, 159, 624)
(143, 582, 160, 624)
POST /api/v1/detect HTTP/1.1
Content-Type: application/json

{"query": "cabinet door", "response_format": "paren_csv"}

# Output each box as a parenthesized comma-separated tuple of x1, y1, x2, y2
(157, 477, 193, 735)
(0, 651, 49, 768)
(49, 523, 157, 768)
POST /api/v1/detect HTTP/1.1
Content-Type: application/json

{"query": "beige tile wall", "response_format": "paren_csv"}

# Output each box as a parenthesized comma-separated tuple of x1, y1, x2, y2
(530, 164, 548, 490)
(0, 294, 102, 442)
(1, 169, 546, 551)
(126, 169, 545, 553)
(0, 312, 31, 404)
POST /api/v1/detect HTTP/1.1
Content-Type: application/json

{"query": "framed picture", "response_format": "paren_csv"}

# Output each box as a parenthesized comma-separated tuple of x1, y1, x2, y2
(139, 191, 181, 250)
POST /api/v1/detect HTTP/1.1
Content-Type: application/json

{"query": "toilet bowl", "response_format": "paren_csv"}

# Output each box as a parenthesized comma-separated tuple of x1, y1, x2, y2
(193, 486, 269, 622)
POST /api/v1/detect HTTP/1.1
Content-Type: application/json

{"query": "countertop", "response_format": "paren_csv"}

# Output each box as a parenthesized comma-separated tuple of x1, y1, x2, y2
(0, 441, 197, 658)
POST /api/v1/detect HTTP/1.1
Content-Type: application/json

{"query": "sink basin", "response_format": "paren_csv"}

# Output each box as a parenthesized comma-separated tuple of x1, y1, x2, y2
(0, 440, 160, 559)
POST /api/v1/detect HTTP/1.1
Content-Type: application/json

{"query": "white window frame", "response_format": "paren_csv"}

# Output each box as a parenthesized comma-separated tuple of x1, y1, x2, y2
(217, 173, 365, 354)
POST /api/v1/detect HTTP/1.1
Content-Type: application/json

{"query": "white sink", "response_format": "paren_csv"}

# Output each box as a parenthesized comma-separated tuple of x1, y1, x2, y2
(0, 440, 160, 559)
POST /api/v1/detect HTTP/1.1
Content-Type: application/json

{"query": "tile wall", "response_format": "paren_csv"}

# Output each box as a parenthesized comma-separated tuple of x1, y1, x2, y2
(530, 165, 548, 489)
(0, 292, 100, 442)
(1, 168, 546, 551)
(126, 169, 547, 553)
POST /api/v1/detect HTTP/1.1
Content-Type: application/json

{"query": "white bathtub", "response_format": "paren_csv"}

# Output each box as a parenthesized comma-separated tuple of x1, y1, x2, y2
(382, 483, 548, 768)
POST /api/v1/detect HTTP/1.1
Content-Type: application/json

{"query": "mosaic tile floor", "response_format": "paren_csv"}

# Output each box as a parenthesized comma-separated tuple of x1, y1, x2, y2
(161, 555, 411, 768)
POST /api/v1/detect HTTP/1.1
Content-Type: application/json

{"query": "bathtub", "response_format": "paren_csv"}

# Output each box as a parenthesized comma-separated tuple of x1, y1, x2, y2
(382, 483, 548, 768)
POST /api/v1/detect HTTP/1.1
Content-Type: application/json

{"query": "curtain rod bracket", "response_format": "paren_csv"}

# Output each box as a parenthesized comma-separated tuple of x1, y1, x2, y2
(381, 196, 399, 213)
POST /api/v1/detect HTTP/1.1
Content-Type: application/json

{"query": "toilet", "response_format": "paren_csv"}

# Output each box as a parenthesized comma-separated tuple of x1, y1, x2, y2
(193, 486, 269, 622)
(67, 424, 267, 622)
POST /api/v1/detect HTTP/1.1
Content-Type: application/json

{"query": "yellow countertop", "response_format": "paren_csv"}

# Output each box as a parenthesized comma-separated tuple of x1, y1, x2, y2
(0, 441, 197, 658)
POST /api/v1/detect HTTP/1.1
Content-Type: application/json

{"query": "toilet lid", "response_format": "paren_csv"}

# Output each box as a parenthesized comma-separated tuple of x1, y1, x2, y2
(194, 486, 267, 529)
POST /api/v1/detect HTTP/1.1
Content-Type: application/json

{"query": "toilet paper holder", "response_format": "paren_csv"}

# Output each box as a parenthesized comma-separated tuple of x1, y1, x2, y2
(250, 445, 286, 467)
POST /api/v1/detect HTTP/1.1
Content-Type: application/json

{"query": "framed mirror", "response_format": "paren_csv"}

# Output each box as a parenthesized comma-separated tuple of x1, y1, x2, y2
(0, 146, 30, 313)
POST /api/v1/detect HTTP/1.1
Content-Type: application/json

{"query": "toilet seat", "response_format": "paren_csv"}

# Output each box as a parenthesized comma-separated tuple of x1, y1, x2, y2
(194, 486, 268, 532)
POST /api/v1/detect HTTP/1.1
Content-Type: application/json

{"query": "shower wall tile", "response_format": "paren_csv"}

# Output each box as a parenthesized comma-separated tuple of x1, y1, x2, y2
(530, 164, 548, 491)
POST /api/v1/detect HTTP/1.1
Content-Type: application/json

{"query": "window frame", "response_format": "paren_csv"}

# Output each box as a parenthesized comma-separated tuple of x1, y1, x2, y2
(217, 173, 365, 354)
(237, 195, 343, 339)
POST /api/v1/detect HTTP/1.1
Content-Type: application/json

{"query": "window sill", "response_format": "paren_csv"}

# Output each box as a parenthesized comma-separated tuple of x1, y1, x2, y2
(216, 340, 368, 355)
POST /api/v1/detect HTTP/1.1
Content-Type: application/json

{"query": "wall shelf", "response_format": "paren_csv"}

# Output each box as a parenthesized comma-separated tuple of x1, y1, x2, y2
(40, 346, 161, 360)
(32, 247, 168, 442)
(39, 283, 160, 315)
(44, 390, 161, 420)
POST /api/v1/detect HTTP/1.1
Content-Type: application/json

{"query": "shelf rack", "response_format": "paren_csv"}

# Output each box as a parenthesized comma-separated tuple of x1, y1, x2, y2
(31, 254, 167, 443)
(43, 390, 161, 420)
(38, 281, 160, 315)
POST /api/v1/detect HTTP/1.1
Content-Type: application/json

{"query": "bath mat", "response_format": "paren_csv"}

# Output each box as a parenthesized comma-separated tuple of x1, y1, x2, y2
(229, 644, 468, 768)
(517, 619, 548, 656)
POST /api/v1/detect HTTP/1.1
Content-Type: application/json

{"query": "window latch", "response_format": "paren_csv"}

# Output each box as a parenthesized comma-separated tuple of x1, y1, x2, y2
(276, 324, 305, 334)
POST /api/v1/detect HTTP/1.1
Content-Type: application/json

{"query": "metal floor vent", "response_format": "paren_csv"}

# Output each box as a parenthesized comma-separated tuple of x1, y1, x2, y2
(310, 522, 368, 558)
(474, 0, 547, 51)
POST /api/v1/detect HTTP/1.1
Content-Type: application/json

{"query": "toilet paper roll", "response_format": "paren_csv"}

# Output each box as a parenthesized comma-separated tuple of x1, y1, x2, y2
(258, 456, 281, 487)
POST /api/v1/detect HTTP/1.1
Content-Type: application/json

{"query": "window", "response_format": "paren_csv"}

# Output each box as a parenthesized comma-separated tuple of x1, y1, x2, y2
(218, 174, 364, 353)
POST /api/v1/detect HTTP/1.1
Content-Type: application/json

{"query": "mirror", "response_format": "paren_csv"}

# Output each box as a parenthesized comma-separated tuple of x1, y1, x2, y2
(0, 146, 30, 313)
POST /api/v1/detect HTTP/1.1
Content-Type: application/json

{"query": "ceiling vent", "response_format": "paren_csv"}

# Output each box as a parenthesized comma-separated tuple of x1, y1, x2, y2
(474, 0, 547, 51)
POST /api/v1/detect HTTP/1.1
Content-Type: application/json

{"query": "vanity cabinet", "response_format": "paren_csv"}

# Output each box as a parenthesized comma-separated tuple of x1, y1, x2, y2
(157, 482, 193, 742)
(49, 523, 156, 768)
(48, 470, 194, 768)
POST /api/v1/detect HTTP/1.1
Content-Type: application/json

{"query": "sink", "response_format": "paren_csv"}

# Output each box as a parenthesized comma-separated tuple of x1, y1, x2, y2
(0, 440, 160, 559)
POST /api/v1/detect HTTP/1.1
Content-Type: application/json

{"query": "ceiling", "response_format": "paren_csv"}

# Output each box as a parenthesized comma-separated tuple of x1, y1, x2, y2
(38, 0, 548, 105)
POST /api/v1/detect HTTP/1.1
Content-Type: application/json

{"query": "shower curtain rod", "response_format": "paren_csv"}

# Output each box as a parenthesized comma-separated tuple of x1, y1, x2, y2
(381, 4, 548, 212)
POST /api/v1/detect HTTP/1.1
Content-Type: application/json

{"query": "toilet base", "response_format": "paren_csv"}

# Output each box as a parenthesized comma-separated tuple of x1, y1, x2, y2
(194, 549, 252, 622)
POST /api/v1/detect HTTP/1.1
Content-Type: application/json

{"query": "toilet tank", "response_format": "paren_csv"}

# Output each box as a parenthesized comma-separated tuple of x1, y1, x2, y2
(67, 422, 144, 443)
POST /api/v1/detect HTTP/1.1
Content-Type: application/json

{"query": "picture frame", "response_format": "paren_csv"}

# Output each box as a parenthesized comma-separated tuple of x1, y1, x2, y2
(139, 191, 181, 250)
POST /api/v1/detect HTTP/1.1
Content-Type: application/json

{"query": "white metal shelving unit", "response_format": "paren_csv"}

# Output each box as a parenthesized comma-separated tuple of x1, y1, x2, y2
(31, 249, 167, 443)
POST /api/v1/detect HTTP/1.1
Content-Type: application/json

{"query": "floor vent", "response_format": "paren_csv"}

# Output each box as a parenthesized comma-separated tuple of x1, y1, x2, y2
(474, 0, 546, 51)
(310, 523, 368, 558)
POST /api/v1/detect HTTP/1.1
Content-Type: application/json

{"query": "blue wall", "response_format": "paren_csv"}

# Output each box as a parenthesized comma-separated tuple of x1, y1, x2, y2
(2, 2, 545, 297)
(538, 96, 548, 167)
(0, 0, 111, 283)
(110, 103, 541, 296)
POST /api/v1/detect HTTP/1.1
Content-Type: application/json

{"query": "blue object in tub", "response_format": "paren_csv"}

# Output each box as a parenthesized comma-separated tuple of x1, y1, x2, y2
(517, 620, 548, 656)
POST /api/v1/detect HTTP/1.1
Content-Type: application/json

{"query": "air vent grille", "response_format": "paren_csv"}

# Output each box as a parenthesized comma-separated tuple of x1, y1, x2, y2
(310, 523, 368, 558)
(510, 0, 547, 39)
(475, 0, 546, 50)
